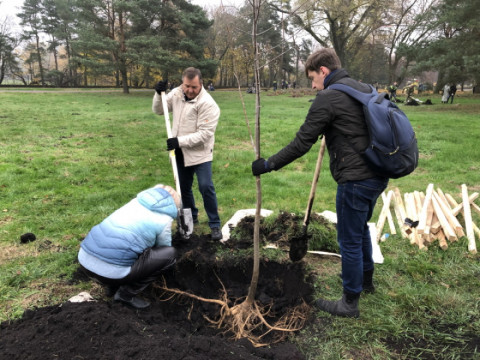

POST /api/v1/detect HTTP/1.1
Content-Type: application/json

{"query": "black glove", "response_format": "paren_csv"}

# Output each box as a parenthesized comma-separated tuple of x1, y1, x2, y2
(166, 137, 179, 151)
(252, 158, 271, 176)
(155, 79, 168, 94)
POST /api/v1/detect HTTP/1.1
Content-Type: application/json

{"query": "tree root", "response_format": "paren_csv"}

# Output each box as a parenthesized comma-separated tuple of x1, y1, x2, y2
(153, 278, 310, 347)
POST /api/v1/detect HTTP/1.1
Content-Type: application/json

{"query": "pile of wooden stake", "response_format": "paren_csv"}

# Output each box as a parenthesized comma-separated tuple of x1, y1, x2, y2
(375, 184, 479, 253)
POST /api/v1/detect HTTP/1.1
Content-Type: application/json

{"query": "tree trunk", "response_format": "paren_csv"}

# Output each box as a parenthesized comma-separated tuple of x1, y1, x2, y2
(246, 0, 262, 305)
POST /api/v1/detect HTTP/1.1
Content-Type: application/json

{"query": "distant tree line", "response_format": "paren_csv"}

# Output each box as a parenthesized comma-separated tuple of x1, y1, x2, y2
(0, 0, 478, 93)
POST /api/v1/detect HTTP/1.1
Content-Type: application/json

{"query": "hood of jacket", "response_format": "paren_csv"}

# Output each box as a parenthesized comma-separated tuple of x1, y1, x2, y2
(136, 188, 178, 219)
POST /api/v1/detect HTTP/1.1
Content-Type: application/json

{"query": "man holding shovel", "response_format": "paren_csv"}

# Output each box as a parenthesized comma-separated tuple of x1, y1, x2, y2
(252, 49, 388, 318)
(153, 67, 222, 241)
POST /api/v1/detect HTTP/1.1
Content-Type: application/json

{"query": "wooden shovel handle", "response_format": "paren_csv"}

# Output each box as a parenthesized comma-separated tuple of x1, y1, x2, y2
(161, 91, 182, 198)
(303, 137, 327, 227)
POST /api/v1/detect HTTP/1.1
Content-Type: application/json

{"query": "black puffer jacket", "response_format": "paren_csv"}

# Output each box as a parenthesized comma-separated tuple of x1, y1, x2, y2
(267, 69, 378, 184)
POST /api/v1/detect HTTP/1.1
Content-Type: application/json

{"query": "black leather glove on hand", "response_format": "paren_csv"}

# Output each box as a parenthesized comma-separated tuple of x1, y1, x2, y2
(155, 80, 168, 94)
(166, 137, 179, 151)
(252, 158, 271, 176)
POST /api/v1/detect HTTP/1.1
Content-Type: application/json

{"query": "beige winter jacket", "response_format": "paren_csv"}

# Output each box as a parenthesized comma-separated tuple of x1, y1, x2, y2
(152, 86, 220, 167)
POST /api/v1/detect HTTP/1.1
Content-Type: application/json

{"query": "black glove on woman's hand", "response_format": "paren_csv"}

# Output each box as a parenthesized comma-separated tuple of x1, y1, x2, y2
(155, 80, 168, 94)
(252, 158, 271, 176)
(166, 137, 179, 151)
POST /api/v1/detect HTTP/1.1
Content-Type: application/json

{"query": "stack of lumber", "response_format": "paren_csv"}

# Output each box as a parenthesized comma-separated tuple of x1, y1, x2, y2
(375, 184, 480, 254)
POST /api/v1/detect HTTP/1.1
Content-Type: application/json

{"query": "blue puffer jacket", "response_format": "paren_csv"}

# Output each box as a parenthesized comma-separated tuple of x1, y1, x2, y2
(80, 187, 178, 266)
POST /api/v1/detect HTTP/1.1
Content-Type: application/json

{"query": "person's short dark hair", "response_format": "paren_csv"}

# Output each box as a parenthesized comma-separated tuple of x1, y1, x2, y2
(304, 48, 342, 77)
(182, 67, 203, 84)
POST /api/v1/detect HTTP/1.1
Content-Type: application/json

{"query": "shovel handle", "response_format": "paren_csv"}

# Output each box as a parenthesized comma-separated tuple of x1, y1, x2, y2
(161, 91, 182, 198)
(303, 136, 326, 227)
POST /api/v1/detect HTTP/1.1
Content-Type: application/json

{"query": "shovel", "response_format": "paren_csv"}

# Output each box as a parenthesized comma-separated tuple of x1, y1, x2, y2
(161, 91, 194, 239)
(289, 136, 326, 262)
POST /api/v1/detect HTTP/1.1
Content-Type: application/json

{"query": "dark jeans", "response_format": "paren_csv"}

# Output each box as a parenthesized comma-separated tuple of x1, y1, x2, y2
(336, 177, 388, 295)
(81, 246, 177, 295)
(175, 149, 221, 228)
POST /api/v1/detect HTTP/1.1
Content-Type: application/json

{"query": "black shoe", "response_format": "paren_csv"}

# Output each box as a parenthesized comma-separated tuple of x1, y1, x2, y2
(193, 218, 199, 225)
(105, 285, 119, 297)
(363, 269, 375, 294)
(114, 290, 150, 309)
(363, 284, 375, 294)
(314, 293, 360, 318)
(211, 227, 222, 241)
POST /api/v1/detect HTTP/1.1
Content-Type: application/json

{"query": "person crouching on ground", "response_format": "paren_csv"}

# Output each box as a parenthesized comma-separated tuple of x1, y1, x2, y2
(78, 184, 181, 309)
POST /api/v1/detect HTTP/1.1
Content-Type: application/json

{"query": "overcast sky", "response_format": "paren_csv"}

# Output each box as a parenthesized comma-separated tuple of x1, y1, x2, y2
(0, 0, 245, 26)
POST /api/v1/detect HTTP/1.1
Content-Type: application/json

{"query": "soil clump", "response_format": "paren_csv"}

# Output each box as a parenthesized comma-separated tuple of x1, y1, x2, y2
(0, 224, 317, 359)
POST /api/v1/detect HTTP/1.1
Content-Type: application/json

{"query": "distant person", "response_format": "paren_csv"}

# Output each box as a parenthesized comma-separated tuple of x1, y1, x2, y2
(153, 67, 222, 241)
(388, 82, 398, 102)
(273, 80, 277, 91)
(78, 185, 180, 309)
(448, 84, 457, 103)
(442, 83, 450, 104)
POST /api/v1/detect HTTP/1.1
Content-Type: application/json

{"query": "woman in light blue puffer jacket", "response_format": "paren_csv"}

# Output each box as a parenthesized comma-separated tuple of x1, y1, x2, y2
(78, 184, 181, 309)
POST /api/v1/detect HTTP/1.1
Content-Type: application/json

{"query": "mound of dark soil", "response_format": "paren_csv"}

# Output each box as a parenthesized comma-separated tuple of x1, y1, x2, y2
(0, 231, 315, 360)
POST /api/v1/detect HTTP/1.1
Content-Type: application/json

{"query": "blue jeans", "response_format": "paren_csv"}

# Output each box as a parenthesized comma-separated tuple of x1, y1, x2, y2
(336, 177, 388, 295)
(175, 149, 221, 229)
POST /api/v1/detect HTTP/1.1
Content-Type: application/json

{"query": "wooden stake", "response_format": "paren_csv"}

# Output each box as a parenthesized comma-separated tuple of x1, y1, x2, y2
(430, 212, 441, 234)
(436, 229, 448, 250)
(393, 188, 408, 238)
(433, 191, 465, 238)
(404, 192, 418, 237)
(381, 191, 397, 236)
(417, 184, 434, 234)
(431, 195, 457, 241)
(471, 202, 480, 216)
(462, 184, 477, 254)
(451, 192, 479, 216)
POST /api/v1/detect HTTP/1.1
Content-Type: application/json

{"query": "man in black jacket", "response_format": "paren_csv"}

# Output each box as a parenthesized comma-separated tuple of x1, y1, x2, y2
(252, 48, 388, 318)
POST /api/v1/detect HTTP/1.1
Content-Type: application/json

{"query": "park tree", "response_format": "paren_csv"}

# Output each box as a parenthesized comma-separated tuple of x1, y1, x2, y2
(0, 19, 21, 85)
(272, 0, 388, 71)
(411, 0, 480, 90)
(379, 0, 437, 85)
(17, 0, 46, 85)
(72, 0, 214, 93)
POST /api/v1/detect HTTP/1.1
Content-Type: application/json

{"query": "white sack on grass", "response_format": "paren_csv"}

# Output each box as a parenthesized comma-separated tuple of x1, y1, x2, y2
(221, 209, 273, 242)
(68, 291, 95, 303)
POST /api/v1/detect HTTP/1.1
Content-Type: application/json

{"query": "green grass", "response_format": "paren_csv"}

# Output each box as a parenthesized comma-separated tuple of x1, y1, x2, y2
(0, 88, 479, 359)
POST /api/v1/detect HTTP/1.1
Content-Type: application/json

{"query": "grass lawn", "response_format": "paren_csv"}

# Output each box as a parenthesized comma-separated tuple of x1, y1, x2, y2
(0, 87, 479, 359)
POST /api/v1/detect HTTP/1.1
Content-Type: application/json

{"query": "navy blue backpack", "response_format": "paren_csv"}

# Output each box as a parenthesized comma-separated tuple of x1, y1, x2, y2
(328, 83, 419, 179)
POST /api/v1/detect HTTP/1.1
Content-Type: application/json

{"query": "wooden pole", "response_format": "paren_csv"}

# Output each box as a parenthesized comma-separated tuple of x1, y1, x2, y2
(450, 192, 479, 216)
(417, 184, 434, 234)
(436, 229, 448, 250)
(431, 194, 457, 241)
(393, 187, 408, 238)
(380, 191, 397, 236)
(433, 191, 465, 237)
(462, 184, 477, 254)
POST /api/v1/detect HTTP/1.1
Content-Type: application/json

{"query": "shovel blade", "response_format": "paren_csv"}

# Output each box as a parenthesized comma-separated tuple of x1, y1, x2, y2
(289, 233, 309, 262)
(178, 207, 194, 239)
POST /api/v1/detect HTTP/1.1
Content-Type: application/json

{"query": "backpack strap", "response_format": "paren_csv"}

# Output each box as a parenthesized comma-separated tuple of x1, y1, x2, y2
(327, 83, 377, 105)
(326, 83, 376, 156)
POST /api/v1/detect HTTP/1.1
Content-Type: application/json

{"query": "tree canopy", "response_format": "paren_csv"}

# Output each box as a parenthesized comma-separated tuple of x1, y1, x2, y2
(0, 0, 478, 90)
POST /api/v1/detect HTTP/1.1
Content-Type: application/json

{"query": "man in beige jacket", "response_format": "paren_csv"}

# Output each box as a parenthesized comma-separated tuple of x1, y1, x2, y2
(152, 67, 222, 241)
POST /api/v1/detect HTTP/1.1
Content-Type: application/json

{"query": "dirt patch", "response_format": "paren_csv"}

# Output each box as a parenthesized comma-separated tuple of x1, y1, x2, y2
(0, 225, 317, 360)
